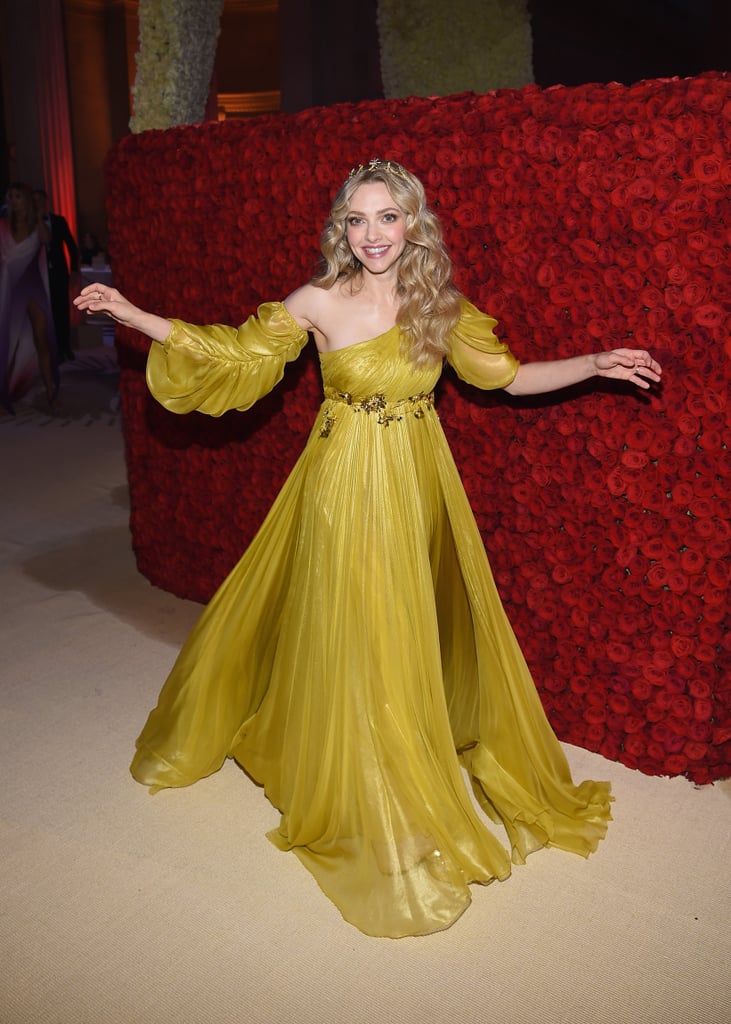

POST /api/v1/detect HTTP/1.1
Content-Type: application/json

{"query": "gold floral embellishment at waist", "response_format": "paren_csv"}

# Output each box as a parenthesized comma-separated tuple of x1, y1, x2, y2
(319, 389, 435, 436)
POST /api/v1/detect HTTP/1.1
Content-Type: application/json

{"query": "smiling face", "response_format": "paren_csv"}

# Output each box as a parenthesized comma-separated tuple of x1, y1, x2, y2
(345, 181, 407, 277)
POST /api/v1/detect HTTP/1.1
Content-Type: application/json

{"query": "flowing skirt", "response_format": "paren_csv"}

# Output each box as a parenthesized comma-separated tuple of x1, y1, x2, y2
(131, 397, 611, 937)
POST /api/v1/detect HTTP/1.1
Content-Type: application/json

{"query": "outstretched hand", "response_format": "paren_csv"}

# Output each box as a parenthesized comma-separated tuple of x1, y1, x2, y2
(594, 348, 662, 390)
(74, 284, 139, 326)
(73, 285, 172, 342)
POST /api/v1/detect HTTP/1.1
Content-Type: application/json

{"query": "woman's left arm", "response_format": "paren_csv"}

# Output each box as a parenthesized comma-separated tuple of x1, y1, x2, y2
(504, 349, 662, 396)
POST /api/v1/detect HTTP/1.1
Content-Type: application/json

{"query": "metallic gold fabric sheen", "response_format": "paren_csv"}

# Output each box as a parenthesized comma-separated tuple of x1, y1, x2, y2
(133, 299, 612, 937)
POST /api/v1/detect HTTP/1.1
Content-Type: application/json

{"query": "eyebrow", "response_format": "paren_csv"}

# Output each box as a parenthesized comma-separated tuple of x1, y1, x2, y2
(347, 206, 401, 216)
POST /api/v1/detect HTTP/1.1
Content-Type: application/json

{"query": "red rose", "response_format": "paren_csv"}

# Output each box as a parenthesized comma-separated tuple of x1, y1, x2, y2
(684, 741, 709, 761)
(670, 635, 695, 658)
(693, 304, 725, 328)
(664, 754, 689, 774)
(706, 559, 730, 588)
(624, 734, 646, 757)
(693, 155, 722, 182)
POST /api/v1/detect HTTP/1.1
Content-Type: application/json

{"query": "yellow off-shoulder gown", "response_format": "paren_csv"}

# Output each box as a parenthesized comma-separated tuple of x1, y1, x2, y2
(131, 299, 612, 937)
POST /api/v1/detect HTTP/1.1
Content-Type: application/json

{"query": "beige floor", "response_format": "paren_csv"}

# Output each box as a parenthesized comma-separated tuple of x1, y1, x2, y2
(2, 353, 730, 1024)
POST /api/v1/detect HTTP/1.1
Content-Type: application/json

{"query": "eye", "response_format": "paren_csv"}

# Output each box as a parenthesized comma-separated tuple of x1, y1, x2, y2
(347, 215, 363, 226)
(383, 212, 399, 223)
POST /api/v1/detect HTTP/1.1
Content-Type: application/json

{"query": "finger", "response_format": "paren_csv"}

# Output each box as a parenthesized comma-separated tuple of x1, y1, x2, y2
(632, 368, 660, 388)
(75, 289, 110, 313)
(636, 362, 662, 379)
(81, 285, 112, 302)
(637, 353, 662, 374)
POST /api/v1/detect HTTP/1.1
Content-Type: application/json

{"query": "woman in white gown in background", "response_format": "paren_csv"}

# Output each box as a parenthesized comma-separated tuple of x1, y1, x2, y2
(0, 182, 58, 413)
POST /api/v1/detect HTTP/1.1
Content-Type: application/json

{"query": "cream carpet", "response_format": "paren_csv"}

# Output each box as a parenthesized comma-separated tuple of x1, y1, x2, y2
(2, 350, 730, 1024)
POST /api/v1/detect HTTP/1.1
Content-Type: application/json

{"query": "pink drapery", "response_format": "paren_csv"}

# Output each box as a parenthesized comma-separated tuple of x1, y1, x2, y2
(35, 0, 77, 236)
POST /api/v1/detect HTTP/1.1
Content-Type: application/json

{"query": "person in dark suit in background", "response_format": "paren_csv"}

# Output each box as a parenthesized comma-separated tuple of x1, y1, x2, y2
(34, 189, 79, 362)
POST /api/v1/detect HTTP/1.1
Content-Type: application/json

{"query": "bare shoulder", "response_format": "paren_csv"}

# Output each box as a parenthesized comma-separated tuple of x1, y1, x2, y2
(283, 282, 333, 331)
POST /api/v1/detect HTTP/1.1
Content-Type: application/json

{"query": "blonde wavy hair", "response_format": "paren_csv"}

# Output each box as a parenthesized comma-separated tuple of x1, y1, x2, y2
(312, 160, 463, 366)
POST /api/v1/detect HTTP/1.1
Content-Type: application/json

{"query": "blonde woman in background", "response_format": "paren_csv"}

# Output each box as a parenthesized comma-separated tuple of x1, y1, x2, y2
(0, 182, 58, 412)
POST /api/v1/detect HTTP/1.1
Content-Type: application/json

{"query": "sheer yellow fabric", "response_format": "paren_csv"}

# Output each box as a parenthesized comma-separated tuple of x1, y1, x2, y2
(146, 302, 309, 416)
(448, 299, 520, 389)
(132, 300, 612, 937)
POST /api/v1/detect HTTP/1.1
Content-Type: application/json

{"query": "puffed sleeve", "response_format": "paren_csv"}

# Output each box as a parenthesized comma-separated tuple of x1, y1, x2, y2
(447, 299, 520, 390)
(146, 301, 309, 416)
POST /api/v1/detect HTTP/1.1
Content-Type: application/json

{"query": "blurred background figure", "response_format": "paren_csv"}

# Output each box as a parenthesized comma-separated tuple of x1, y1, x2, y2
(34, 188, 79, 363)
(0, 183, 59, 412)
(80, 231, 106, 267)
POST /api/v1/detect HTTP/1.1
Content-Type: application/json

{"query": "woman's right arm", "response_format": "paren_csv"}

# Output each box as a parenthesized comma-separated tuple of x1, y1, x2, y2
(75, 287, 311, 417)
(74, 285, 171, 342)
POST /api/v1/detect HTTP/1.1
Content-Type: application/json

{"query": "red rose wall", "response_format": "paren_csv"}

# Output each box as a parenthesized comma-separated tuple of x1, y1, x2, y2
(105, 73, 730, 784)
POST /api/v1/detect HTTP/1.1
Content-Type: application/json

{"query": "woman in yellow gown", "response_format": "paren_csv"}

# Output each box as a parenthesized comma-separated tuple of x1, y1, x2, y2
(76, 160, 661, 937)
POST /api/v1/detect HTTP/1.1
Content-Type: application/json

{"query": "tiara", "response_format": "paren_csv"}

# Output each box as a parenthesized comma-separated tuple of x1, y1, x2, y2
(346, 158, 408, 182)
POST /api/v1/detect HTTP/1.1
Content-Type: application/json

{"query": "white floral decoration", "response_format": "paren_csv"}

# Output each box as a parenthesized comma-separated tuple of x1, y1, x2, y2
(130, 0, 224, 133)
(377, 0, 534, 98)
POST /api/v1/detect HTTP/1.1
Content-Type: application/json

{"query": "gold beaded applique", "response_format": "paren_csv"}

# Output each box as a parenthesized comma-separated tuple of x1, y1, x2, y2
(319, 390, 435, 437)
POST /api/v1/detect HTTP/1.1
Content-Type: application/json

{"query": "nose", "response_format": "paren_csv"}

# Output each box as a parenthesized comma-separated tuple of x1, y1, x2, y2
(364, 220, 381, 242)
